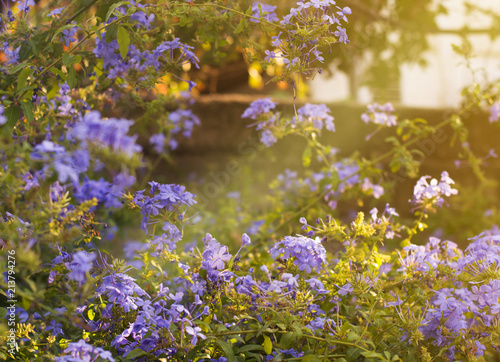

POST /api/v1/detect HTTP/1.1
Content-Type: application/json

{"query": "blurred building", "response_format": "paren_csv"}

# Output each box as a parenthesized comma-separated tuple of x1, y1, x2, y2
(310, 0, 500, 108)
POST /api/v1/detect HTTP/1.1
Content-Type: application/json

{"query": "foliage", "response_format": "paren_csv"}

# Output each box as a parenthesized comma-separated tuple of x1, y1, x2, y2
(1, 0, 500, 361)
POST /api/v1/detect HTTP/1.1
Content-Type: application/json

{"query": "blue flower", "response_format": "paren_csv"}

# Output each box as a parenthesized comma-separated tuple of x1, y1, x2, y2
(55, 339, 114, 361)
(150, 133, 166, 153)
(61, 26, 78, 47)
(67, 251, 96, 283)
(338, 283, 353, 296)
(185, 325, 206, 345)
(242, 98, 277, 120)
(251, 3, 279, 23)
(47, 7, 64, 17)
(294, 103, 335, 132)
(489, 102, 500, 123)
(242, 233, 251, 246)
(411, 171, 458, 209)
(269, 235, 327, 273)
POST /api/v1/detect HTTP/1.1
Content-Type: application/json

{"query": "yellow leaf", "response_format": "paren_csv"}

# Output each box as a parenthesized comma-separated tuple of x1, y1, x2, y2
(263, 335, 272, 355)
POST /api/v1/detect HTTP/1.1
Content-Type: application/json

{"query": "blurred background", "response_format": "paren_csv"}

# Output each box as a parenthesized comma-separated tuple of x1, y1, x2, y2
(144, 0, 500, 248)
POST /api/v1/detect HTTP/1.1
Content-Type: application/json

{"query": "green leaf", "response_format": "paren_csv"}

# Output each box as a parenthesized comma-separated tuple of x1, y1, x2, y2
(67, 67, 77, 89)
(237, 344, 265, 353)
(347, 331, 359, 341)
(105, 1, 131, 21)
(279, 332, 295, 349)
(263, 335, 272, 355)
(216, 340, 235, 361)
(105, 24, 118, 43)
(47, 84, 60, 100)
(117, 26, 130, 59)
(361, 351, 384, 359)
(17, 67, 34, 93)
(3, 105, 21, 132)
(20, 101, 33, 124)
(302, 144, 312, 167)
(49, 68, 66, 80)
(291, 323, 303, 339)
(346, 347, 361, 360)
(126, 349, 147, 359)
(10, 62, 30, 74)
(235, 19, 246, 34)
(179, 15, 188, 27)
(62, 53, 73, 67)
(126, 6, 137, 15)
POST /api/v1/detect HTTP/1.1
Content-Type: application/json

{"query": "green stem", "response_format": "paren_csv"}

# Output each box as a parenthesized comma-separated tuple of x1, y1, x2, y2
(190, 3, 287, 31)
(69, 0, 100, 23)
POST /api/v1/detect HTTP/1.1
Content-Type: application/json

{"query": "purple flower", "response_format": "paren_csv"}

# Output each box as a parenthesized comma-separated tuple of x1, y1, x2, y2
(338, 283, 353, 296)
(294, 103, 335, 132)
(167, 109, 200, 138)
(242, 233, 251, 246)
(260, 129, 277, 147)
(67, 251, 96, 283)
(74, 177, 121, 209)
(55, 339, 114, 361)
(15, 0, 35, 13)
(134, 182, 196, 233)
(185, 325, 206, 345)
(411, 171, 458, 209)
(269, 235, 327, 273)
(150, 222, 183, 253)
(61, 26, 78, 47)
(334, 26, 349, 43)
(71, 111, 142, 156)
(46, 320, 64, 337)
(472, 341, 486, 357)
(48, 7, 64, 17)
(131, 11, 155, 29)
(150, 133, 166, 153)
(242, 98, 277, 120)
(264, 50, 276, 63)
(0, 105, 6, 125)
(96, 273, 149, 313)
(251, 3, 279, 23)
(490, 102, 500, 123)
(361, 102, 397, 126)
(201, 234, 233, 280)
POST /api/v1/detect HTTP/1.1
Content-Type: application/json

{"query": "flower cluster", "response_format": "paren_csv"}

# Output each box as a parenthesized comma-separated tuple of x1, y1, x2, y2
(490, 101, 500, 123)
(293, 103, 335, 132)
(266, 0, 351, 79)
(243, 99, 337, 147)
(392, 232, 500, 359)
(55, 339, 114, 362)
(133, 181, 197, 232)
(250, 3, 279, 23)
(269, 235, 327, 273)
(361, 102, 397, 127)
(241, 97, 277, 120)
(71, 111, 141, 157)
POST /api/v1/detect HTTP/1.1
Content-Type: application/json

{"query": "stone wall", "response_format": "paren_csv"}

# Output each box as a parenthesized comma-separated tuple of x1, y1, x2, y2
(149, 94, 500, 230)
